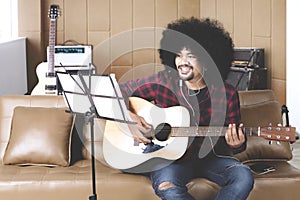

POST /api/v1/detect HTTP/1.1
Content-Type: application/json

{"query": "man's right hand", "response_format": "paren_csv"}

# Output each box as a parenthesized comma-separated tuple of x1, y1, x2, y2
(128, 111, 153, 145)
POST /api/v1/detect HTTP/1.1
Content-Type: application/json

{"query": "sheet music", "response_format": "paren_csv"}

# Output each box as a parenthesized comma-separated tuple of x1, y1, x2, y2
(57, 72, 132, 123)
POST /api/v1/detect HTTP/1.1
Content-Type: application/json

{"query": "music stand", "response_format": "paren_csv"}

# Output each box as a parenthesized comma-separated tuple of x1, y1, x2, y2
(57, 71, 135, 200)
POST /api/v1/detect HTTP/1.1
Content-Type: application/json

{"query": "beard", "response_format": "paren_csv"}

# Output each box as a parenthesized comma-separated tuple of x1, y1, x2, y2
(177, 65, 195, 81)
(179, 72, 194, 81)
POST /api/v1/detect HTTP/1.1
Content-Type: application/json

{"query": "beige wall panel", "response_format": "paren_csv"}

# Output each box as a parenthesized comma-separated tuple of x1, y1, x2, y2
(133, 29, 155, 50)
(110, 32, 133, 66)
(111, 66, 133, 82)
(88, 0, 110, 31)
(133, 28, 155, 69)
(88, 31, 110, 47)
(133, 49, 155, 68)
(200, 0, 216, 19)
(18, 0, 41, 32)
(111, 0, 132, 34)
(132, 63, 156, 80)
(216, 0, 233, 34)
(156, 0, 178, 28)
(111, 0, 133, 66)
(271, 0, 286, 80)
(233, 0, 252, 47)
(272, 79, 286, 106)
(64, 0, 87, 44)
(178, 0, 200, 18)
(88, 31, 110, 74)
(112, 53, 132, 66)
(252, 0, 271, 37)
(56, 31, 65, 45)
(252, 36, 271, 87)
(133, 0, 155, 28)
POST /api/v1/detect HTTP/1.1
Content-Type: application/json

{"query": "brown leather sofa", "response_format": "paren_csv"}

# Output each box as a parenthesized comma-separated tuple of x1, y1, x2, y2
(0, 90, 299, 200)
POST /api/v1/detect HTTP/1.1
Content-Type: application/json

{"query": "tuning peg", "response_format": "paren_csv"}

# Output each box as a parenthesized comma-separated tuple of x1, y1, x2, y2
(276, 141, 282, 145)
(269, 140, 273, 145)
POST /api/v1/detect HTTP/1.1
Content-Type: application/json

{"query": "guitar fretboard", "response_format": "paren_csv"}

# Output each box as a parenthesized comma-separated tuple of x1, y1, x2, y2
(170, 126, 259, 137)
(167, 126, 295, 142)
(48, 19, 56, 74)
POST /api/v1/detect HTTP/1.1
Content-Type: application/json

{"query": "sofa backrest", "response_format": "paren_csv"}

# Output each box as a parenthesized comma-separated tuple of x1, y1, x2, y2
(0, 95, 67, 165)
(0, 90, 293, 166)
(239, 89, 282, 126)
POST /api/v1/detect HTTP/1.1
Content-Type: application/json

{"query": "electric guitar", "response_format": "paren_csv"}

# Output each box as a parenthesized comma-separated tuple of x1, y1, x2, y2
(103, 97, 296, 170)
(31, 5, 60, 95)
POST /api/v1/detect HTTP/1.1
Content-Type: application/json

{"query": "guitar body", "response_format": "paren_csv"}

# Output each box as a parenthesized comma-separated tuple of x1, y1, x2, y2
(31, 62, 57, 95)
(103, 97, 190, 170)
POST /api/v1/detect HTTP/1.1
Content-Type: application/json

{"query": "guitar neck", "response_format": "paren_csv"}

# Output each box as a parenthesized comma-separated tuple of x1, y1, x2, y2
(170, 126, 259, 137)
(169, 126, 295, 142)
(48, 19, 56, 74)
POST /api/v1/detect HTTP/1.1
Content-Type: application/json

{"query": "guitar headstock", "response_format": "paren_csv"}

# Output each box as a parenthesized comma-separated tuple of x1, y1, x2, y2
(49, 5, 60, 20)
(259, 126, 296, 143)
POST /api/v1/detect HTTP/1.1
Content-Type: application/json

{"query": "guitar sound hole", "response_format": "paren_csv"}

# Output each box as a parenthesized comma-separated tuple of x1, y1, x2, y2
(155, 123, 171, 141)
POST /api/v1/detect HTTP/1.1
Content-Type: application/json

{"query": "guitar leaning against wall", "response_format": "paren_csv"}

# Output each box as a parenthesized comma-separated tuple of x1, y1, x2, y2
(31, 5, 60, 95)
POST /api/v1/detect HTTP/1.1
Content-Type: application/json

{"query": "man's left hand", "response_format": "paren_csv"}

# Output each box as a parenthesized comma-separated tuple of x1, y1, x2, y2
(225, 123, 245, 149)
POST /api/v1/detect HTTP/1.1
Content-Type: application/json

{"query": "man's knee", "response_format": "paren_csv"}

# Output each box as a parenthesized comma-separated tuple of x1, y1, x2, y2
(158, 181, 175, 191)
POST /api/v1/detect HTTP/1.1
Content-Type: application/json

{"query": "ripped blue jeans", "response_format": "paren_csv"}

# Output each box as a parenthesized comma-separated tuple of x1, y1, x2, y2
(150, 154, 254, 200)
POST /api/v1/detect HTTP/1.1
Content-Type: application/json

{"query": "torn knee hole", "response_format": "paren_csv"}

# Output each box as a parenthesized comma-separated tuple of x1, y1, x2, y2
(158, 182, 175, 191)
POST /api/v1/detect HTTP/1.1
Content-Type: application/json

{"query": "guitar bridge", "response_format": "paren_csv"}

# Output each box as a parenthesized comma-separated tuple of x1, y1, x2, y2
(46, 72, 56, 77)
(45, 85, 57, 90)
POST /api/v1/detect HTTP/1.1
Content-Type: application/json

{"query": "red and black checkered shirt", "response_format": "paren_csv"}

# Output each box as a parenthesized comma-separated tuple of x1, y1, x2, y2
(119, 69, 245, 158)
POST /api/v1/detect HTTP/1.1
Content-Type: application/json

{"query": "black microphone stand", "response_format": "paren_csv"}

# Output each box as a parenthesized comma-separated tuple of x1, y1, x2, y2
(281, 105, 298, 141)
(78, 73, 98, 200)
(85, 109, 97, 200)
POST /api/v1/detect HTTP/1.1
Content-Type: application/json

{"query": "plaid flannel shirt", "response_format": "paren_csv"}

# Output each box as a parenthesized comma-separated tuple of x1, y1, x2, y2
(119, 69, 245, 159)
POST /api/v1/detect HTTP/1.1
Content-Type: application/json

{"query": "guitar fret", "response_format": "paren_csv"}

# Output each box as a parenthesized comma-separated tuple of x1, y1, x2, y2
(167, 126, 295, 143)
(171, 126, 227, 137)
(169, 126, 279, 138)
(48, 19, 56, 73)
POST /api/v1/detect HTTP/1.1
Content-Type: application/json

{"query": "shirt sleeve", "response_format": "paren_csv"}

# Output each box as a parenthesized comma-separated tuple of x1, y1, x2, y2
(225, 89, 241, 125)
(119, 74, 159, 104)
(226, 88, 247, 154)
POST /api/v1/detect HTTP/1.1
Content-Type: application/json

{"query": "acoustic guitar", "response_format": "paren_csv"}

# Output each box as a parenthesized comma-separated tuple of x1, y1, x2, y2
(103, 97, 296, 170)
(31, 5, 60, 95)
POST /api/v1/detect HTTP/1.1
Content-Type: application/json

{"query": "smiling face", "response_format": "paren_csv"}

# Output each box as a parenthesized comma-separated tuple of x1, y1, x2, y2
(175, 48, 205, 86)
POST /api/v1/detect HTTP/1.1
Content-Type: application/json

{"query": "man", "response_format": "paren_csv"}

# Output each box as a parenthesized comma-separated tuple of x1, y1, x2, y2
(119, 17, 254, 200)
